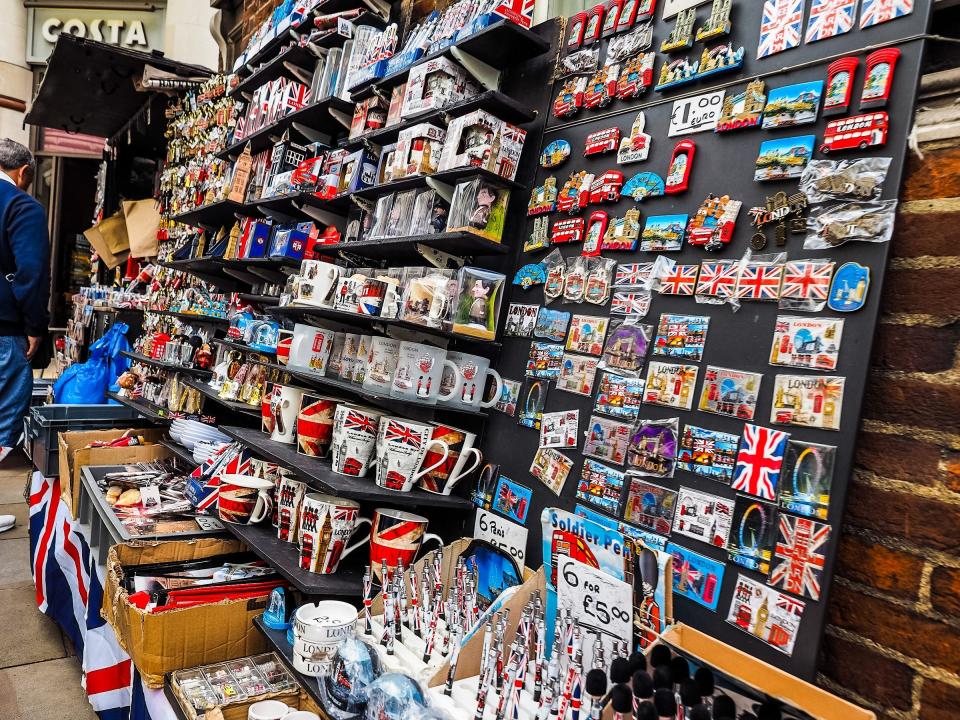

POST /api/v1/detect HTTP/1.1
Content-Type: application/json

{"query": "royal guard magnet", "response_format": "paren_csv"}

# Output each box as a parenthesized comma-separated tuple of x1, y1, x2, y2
(623, 171, 665, 201)
(687, 194, 742, 250)
(583, 66, 619, 109)
(665, 140, 695, 195)
(860, 48, 900, 110)
(551, 217, 585, 244)
(823, 56, 858, 117)
(583, 211, 609, 256)
(618, 112, 652, 164)
(616, 52, 656, 99)
(589, 170, 624, 204)
(696, 0, 733, 42)
(661, 7, 695, 52)
(828, 261, 870, 312)
(602, 208, 642, 251)
(819, 112, 889, 154)
(541, 139, 572, 168)
(557, 171, 594, 214)
(602, 0, 624, 37)
(553, 77, 587, 118)
(567, 12, 588, 49)
(584, 4, 606, 44)
(528, 176, 558, 215)
(716, 79, 767, 132)
(585, 128, 621, 157)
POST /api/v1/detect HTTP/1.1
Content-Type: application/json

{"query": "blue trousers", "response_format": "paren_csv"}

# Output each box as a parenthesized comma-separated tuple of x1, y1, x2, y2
(0, 337, 31, 447)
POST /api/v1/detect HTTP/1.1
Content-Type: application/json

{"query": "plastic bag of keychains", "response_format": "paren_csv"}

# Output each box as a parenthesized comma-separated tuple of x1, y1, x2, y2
(563, 255, 590, 304)
(542, 248, 566, 305)
(804, 199, 898, 249)
(584, 256, 616, 305)
(605, 22, 654, 64)
(556, 47, 599, 78)
(363, 673, 427, 720)
(599, 317, 652, 377)
(800, 157, 892, 203)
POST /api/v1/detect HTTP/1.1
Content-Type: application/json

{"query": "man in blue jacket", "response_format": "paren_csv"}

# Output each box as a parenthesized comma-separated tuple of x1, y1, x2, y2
(0, 139, 50, 473)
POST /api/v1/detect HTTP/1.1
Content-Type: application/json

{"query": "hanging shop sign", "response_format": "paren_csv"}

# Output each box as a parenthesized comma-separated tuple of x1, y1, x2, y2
(27, 6, 165, 64)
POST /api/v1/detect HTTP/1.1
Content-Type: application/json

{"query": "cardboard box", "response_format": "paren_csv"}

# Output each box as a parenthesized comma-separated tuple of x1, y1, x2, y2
(58, 428, 169, 518)
(103, 538, 270, 688)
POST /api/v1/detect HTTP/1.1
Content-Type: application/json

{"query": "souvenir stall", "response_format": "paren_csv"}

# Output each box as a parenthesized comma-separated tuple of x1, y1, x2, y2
(23, 0, 935, 718)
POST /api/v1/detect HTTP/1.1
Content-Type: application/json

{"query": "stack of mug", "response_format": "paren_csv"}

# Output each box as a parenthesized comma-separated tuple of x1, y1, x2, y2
(290, 600, 357, 678)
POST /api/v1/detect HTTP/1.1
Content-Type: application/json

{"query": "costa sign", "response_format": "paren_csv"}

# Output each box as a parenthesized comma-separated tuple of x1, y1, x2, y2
(27, 7, 165, 63)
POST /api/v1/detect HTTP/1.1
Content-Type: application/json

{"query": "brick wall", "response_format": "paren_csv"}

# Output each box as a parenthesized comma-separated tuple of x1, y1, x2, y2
(241, 0, 278, 45)
(817, 142, 960, 720)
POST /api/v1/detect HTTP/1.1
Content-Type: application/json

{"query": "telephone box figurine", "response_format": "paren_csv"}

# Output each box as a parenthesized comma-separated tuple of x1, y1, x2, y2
(528, 176, 558, 216)
(820, 112, 889, 154)
(583, 65, 619, 109)
(623, 171, 665, 201)
(583, 211, 609, 255)
(557, 171, 595, 214)
(551, 217, 585, 244)
(585, 128, 621, 156)
(584, 4, 606, 43)
(665, 140, 695, 195)
(687, 194, 742, 250)
(860, 48, 900, 110)
(616, 52, 656, 99)
(823, 56, 858, 117)
(618, 112, 652, 164)
(567, 11, 588, 49)
(696, 0, 732, 42)
(589, 170, 624, 204)
(661, 7, 696, 52)
(602, 0, 624, 37)
(553, 77, 587, 118)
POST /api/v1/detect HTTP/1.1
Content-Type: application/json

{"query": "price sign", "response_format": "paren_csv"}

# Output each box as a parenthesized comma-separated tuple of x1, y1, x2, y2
(669, 89, 726, 136)
(474, 509, 528, 566)
(557, 556, 632, 667)
(195, 516, 224, 531)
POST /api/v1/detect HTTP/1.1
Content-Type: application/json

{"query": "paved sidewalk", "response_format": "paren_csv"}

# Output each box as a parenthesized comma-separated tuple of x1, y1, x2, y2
(0, 451, 97, 720)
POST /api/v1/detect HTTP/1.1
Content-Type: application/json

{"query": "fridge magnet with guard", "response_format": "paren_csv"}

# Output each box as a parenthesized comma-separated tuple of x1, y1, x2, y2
(736, 257, 784, 302)
(541, 139, 572, 168)
(696, 259, 740, 300)
(612, 291, 653, 317)
(525, 216, 550, 252)
(732, 423, 789, 501)
(673, 486, 734, 548)
(823, 56, 859, 117)
(641, 214, 688, 252)
(780, 259, 835, 311)
(526, 342, 564, 379)
(557, 353, 600, 396)
(518, 377, 550, 429)
(770, 374, 845, 430)
(653, 313, 709, 361)
(513, 262, 547, 289)
(696, 0, 733, 41)
(627, 417, 679, 478)
(553, 76, 587, 118)
(541, 409, 580, 449)
(727, 573, 805, 656)
(589, 170, 624, 204)
(567, 314, 610, 356)
(643, 361, 699, 410)
(617, 53, 656, 99)
(623, 171, 666, 201)
(504, 303, 539, 337)
(585, 128, 621, 157)
(557, 171, 594, 214)
(716, 79, 767, 132)
(728, 495, 779, 574)
(527, 176, 558, 215)
(778, 439, 836, 520)
(534, 307, 572, 342)
(618, 113, 652, 164)
(769, 514, 830, 601)
(695, 43, 745, 81)
(583, 415, 632, 466)
(583, 211, 609, 256)
(770, 316, 844, 371)
(625, 478, 678, 535)
(551, 217, 584, 245)
(688, 194, 742, 251)
(578, 459, 627, 515)
(754, 135, 815, 181)
(658, 263, 700, 296)
(661, 7, 696, 52)
(583, 66, 619, 109)
(530, 447, 574, 495)
(698, 366, 763, 420)
(860, 0, 914, 28)
(828, 261, 870, 311)
(677, 424, 740, 483)
(602, 208, 642, 251)
(761, 81, 824, 129)
(601, 320, 652, 375)
(495, 378, 522, 416)
(805, 0, 857, 43)
(669, 542, 726, 611)
(595, 371, 645, 420)
(493, 476, 532, 524)
(860, 47, 900, 110)
(757, 0, 804, 59)
(665, 140, 695, 194)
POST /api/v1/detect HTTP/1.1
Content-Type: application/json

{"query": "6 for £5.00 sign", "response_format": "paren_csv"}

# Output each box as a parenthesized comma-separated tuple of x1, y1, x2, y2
(557, 556, 633, 667)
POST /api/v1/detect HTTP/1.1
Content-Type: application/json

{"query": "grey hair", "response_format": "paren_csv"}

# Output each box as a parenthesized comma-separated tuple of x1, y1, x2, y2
(0, 138, 36, 173)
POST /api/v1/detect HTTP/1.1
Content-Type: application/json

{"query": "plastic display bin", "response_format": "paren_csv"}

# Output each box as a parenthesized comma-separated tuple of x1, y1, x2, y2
(23, 404, 149, 476)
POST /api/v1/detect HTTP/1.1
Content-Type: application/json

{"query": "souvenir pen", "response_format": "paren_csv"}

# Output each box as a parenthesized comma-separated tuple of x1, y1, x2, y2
(362, 565, 373, 635)
(409, 564, 421, 635)
(421, 568, 432, 633)
(444, 625, 462, 696)
(423, 601, 440, 663)
(392, 574, 404, 643)
(496, 643, 520, 720)
(382, 591, 394, 651)
(533, 617, 546, 702)
(434, 549, 444, 621)
(397, 560, 408, 627)
(558, 625, 582, 720)
(571, 626, 585, 720)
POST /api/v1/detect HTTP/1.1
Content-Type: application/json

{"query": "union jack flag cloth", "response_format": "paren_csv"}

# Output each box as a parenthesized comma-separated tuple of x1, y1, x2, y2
(732, 424, 788, 500)
(736, 261, 783, 301)
(697, 260, 740, 298)
(611, 291, 652, 316)
(659, 264, 699, 296)
(769, 514, 831, 600)
(780, 260, 834, 301)
(758, 0, 805, 59)
(860, 0, 913, 28)
(805, 0, 858, 43)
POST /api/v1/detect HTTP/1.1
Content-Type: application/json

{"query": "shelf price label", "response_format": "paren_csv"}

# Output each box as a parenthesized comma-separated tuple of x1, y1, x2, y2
(557, 555, 632, 667)
(474, 509, 528, 566)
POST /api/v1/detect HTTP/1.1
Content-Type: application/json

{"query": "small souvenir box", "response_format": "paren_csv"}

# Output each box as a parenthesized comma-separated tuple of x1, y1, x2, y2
(385, 83, 406, 127)
(437, 110, 527, 181)
(239, 219, 273, 259)
(349, 96, 388, 139)
(452, 266, 505, 340)
(392, 123, 446, 179)
(336, 148, 379, 194)
(316, 148, 348, 199)
(401, 56, 470, 118)
(269, 222, 314, 260)
(446, 176, 510, 243)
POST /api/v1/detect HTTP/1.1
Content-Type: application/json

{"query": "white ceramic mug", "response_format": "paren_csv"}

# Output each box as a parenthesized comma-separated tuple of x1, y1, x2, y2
(330, 404, 383, 477)
(440, 350, 504, 410)
(218, 475, 273, 525)
(248, 699, 292, 720)
(270, 385, 305, 444)
(297, 260, 341, 308)
(333, 273, 366, 313)
(391, 341, 461, 405)
(289, 323, 335, 373)
(339, 333, 361, 382)
(379, 278, 402, 319)
(277, 476, 308, 543)
(363, 336, 400, 395)
(327, 332, 346, 376)
(298, 493, 371, 574)
(419, 424, 483, 495)
(373, 416, 450, 492)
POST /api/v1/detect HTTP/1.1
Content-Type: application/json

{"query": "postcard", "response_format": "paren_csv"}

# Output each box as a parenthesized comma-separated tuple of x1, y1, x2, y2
(728, 495, 779, 574)
(673, 486, 734, 548)
(698, 366, 762, 421)
(727, 573, 805, 656)
(640, 214, 688, 252)
(583, 414, 632, 466)
(530, 447, 574, 495)
(595, 372, 645, 420)
(754, 135, 815, 181)
(643, 361, 699, 411)
(778, 440, 836, 520)
(541, 409, 580, 449)
(577, 459, 627, 515)
(567, 314, 610, 356)
(677, 424, 740, 483)
(770, 374, 845, 430)
(505, 303, 540, 337)
(770, 316, 844, 371)
(668, 542, 726, 611)
(653, 313, 709, 361)
(557, 353, 600, 396)
(761, 81, 824, 129)
(493, 476, 533, 525)
(623, 478, 678, 535)
(517, 377, 550, 430)
(626, 417, 679, 478)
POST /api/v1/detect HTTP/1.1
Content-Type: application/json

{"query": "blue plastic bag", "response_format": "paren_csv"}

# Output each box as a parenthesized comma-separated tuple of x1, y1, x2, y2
(53, 322, 131, 403)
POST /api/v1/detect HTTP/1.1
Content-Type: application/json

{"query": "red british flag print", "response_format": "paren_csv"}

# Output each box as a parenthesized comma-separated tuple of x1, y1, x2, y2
(660, 264, 699, 296)
(769, 514, 830, 600)
(781, 260, 834, 301)
(697, 260, 739, 298)
(736, 261, 783, 301)
(345, 410, 379, 436)
(732, 424, 788, 500)
(805, 0, 858, 43)
(758, 0, 804, 59)
(860, 0, 913, 28)
(384, 420, 424, 448)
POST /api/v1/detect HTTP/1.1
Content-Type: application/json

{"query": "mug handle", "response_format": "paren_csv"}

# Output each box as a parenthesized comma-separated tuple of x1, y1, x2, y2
(437, 360, 462, 402)
(420, 533, 444, 555)
(250, 492, 273, 524)
(340, 517, 373, 560)
(449, 447, 483, 487)
(479, 368, 505, 409)
(414, 439, 450, 480)
(322, 268, 341, 305)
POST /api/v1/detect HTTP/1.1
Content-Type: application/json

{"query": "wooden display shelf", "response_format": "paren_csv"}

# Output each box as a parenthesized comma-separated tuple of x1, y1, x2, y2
(220, 425, 474, 509)
(121, 351, 213, 378)
(318, 230, 510, 261)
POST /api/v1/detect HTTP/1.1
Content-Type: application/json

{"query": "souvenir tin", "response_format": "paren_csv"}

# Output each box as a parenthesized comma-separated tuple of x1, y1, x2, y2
(541, 139, 572, 168)
(618, 112, 652, 164)
(860, 48, 900, 110)
(585, 128, 621, 157)
(823, 56, 858, 117)
(828, 261, 870, 312)
(716, 79, 767, 132)
(665, 140, 695, 194)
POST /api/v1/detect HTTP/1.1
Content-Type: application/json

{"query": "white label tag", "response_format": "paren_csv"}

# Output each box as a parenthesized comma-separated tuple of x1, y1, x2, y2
(669, 89, 726, 136)
(557, 556, 633, 666)
(338, 18, 355, 38)
(474, 509, 528, 566)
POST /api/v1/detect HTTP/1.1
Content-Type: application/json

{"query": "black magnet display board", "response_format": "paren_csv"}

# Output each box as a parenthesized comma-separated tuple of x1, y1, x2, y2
(477, 1, 934, 681)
